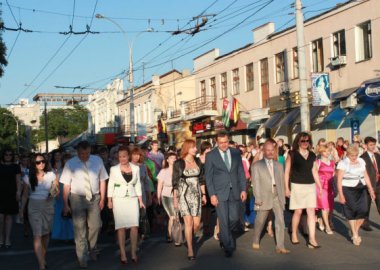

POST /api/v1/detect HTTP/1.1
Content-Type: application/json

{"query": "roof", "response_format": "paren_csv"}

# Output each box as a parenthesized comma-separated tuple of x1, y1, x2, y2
(135, 69, 182, 90)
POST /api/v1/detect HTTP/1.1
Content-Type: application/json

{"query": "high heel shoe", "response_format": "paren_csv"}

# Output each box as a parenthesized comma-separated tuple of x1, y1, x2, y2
(291, 239, 300, 245)
(307, 241, 321, 249)
(187, 255, 196, 261)
(131, 256, 138, 264)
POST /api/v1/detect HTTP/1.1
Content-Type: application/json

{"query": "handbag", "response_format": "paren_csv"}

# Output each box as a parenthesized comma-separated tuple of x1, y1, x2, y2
(171, 211, 183, 245)
(139, 208, 150, 236)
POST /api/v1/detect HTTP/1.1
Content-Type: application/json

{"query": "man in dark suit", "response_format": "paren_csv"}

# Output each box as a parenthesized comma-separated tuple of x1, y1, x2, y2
(361, 136, 380, 231)
(205, 131, 247, 257)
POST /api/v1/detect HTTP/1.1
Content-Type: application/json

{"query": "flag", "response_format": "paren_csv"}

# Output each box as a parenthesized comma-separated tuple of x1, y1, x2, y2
(222, 98, 231, 128)
(161, 118, 166, 133)
(231, 97, 239, 124)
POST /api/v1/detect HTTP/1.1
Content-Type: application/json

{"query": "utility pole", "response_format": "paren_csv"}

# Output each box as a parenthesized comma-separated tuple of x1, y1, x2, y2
(295, 0, 310, 132)
(129, 46, 136, 143)
(44, 101, 49, 153)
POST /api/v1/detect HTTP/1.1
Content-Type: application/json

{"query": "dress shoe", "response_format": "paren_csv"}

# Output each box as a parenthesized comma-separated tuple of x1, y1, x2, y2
(307, 242, 321, 249)
(187, 255, 196, 261)
(252, 243, 260, 251)
(219, 242, 224, 249)
(224, 250, 232, 258)
(90, 252, 98, 261)
(361, 225, 373, 231)
(120, 259, 127, 265)
(275, 248, 290, 254)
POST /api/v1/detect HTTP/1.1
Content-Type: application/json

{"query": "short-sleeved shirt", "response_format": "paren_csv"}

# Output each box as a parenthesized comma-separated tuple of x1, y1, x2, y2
(157, 168, 173, 198)
(60, 155, 109, 196)
(24, 171, 56, 200)
(337, 157, 366, 187)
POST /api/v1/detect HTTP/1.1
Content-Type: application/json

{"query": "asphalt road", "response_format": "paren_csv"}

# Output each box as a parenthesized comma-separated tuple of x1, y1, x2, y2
(1, 202, 380, 270)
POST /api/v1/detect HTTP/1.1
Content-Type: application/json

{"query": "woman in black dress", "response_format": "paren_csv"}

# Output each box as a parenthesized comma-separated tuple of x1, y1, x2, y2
(0, 149, 22, 248)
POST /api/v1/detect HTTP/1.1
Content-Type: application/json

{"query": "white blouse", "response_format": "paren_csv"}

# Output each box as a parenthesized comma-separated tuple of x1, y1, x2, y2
(337, 157, 366, 187)
(24, 171, 56, 200)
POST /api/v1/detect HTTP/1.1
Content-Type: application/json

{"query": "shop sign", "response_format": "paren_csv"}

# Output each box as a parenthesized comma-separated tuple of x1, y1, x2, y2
(365, 83, 380, 99)
(214, 120, 225, 131)
(137, 124, 147, 136)
(351, 119, 360, 142)
(192, 119, 213, 134)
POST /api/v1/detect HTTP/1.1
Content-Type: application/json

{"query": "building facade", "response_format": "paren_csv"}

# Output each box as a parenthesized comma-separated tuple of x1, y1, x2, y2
(117, 70, 196, 146)
(87, 78, 124, 134)
(188, 0, 379, 144)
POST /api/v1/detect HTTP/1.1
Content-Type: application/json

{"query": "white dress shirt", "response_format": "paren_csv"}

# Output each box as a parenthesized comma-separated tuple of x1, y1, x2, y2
(337, 157, 366, 187)
(60, 155, 109, 196)
(264, 158, 276, 186)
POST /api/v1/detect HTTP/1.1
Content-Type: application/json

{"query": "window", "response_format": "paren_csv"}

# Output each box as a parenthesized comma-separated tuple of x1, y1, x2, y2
(333, 30, 346, 57)
(210, 77, 216, 97)
(221, 72, 227, 98)
(356, 21, 372, 61)
(200, 80, 206, 98)
(292, 47, 299, 79)
(275, 52, 285, 83)
(245, 63, 254, 91)
(232, 68, 240, 95)
(312, 38, 324, 72)
(260, 58, 268, 85)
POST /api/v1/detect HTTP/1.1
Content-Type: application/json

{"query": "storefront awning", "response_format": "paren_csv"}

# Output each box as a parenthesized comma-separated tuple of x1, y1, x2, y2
(331, 87, 358, 101)
(263, 111, 285, 129)
(278, 108, 300, 126)
(294, 106, 325, 124)
(324, 106, 348, 123)
(343, 103, 376, 123)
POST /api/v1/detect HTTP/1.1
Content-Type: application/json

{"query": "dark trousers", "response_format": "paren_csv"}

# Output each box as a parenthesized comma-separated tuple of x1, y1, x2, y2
(365, 182, 380, 222)
(215, 191, 241, 252)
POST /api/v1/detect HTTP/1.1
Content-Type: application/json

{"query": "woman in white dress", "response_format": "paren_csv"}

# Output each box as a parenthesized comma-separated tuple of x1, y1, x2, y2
(108, 146, 145, 264)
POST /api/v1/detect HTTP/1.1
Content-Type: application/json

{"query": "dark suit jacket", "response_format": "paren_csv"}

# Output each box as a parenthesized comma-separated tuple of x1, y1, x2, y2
(361, 151, 380, 188)
(205, 147, 247, 201)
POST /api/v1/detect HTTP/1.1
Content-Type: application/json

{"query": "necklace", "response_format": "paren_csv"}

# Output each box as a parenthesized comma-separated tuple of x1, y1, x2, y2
(299, 150, 309, 158)
(185, 158, 195, 163)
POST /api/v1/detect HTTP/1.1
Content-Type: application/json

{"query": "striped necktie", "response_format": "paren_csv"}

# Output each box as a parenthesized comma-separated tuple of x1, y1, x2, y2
(83, 161, 93, 201)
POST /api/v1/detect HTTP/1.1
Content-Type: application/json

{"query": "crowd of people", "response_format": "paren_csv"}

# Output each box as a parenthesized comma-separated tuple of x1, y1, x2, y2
(0, 132, 379, 269)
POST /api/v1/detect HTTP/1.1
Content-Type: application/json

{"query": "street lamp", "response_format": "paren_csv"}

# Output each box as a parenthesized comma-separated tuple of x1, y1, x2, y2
(96, 13, 152, 143)
(3, 112, 19, 154)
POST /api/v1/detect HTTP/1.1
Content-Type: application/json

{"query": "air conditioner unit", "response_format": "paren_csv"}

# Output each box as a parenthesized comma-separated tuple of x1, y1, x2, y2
(340, 94, 357, 109)
(331, 55, 347, 66)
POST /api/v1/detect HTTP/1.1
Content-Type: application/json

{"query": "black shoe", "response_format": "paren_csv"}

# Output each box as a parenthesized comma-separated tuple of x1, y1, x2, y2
(307, 242, 321, 249)
(219, 242, 224, 249)
(361, 225, 373, 231)
(187, 255, 196, 261)
(224, 250, 232, 258)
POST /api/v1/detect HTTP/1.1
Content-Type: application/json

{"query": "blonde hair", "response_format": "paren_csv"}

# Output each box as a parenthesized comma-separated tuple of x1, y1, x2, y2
(346, 144, 359, 156)
(353, 134, 362, 143)
(318, 145, 328, 155)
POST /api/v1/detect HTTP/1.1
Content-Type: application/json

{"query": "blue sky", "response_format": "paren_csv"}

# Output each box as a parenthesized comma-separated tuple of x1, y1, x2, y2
(1, 0, 345, 106)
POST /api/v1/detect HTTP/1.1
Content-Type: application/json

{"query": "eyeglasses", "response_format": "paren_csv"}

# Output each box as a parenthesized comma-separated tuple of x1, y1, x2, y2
(300, 140, 310, 143)
(36, 160, 46, 165)
(4, 153, 13, 157)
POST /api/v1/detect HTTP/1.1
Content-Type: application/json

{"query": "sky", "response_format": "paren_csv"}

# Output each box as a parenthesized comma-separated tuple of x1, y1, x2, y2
(0, 0, 346, 106)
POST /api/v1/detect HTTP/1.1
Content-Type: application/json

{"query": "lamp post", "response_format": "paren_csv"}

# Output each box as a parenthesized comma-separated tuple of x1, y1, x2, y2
(3, 112, 19, 154)
(96, 14, 151, 143)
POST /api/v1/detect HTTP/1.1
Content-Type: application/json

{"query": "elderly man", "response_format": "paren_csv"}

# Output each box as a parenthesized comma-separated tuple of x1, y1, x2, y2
(61, 141, 108, 268)
(251, 140, 289, 254)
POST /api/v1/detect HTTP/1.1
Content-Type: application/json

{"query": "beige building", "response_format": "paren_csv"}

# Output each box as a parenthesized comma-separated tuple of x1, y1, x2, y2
(87, 78, 124, 133)
(117, 69, 195, 145)
(8, 99, 40, 129)
(188, 0, 379, 144)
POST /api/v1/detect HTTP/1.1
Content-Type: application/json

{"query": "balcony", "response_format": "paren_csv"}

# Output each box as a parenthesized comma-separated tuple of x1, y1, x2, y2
(183, 95, 218, 120)
(158, 109, 182, 121)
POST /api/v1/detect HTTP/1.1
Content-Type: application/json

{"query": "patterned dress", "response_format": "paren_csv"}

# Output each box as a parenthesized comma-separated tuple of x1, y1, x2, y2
(178, 167, 202, 217)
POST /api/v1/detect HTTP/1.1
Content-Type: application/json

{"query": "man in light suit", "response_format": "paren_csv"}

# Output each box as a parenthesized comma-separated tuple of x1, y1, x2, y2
(251, 140, 290, 254)
(361, 136, 380, 231)
(205, 131, 247, 258)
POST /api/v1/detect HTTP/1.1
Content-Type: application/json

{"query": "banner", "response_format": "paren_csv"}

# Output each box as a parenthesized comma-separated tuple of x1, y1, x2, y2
(222, 97, 240, 128)
(312, 73, 330, 106)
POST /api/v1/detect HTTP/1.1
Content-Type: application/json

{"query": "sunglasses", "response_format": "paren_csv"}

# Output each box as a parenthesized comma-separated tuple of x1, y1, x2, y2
(300, 140, 310, 143)
(36, 160, 46, 165)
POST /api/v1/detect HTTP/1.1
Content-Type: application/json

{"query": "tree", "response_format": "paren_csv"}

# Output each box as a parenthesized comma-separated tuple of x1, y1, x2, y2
(0, 108, 20, 152)
(0, 7, 8, 77)
(37, 105, 88, 142)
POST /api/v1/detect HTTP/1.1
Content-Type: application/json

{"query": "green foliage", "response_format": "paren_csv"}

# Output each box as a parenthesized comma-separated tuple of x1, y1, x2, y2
(0, 108, 19, 152)
(0, 10, 8, 77)
(37, 105, 88, 141)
